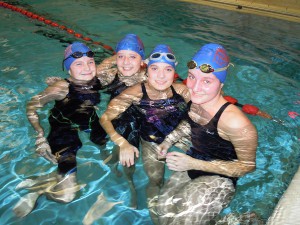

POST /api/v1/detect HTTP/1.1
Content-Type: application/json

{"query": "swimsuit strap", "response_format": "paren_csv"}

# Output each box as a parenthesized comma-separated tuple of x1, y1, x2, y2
(141, 82, 149, 99)
(211, 102, 231, 127)
(112, 74, 120, 83)
(64, 78, 70, 83)
(170, 85, 176, 96)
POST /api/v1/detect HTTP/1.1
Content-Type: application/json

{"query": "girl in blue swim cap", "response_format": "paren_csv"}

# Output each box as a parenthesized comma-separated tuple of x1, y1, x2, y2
(25, 42, 108, 216)
(100, 44, 190, 222)
(96, 33, 146, 90)
(156, 43, 258, 225)
(95, 34, 148, 208)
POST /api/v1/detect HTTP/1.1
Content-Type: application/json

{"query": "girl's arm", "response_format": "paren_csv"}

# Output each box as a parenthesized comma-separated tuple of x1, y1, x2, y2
(96, 55, 118, 86)
(167, 105, 257, 177)
(26, 80, 68, 163)
(26, 80, 68, 136)
(158, 83, 191, 155)
(100, 84, 143, 166)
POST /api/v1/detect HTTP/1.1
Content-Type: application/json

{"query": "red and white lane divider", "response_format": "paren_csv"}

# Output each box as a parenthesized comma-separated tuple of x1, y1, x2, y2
(0, 1, 115, 53)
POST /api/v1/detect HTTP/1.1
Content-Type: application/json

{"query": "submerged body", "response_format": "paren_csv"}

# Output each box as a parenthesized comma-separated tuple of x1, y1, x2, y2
(24, 43, 108, 216)
(156, 43, 258, 225)
(100, 44, 190, 223)
(97, 34, 147, 208)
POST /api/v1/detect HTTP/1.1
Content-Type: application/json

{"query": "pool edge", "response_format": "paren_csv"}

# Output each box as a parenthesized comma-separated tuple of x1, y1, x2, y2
(179, 0, 300, 23)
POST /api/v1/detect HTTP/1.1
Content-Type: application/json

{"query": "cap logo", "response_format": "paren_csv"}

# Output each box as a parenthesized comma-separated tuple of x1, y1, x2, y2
(213, 48, 229, 67)
(64, 45, 73, 59)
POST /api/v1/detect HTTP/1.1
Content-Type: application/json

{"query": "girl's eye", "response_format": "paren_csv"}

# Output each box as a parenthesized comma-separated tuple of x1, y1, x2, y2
(204, 80, 210, 84)
(130, 55, 136, 59)
(188, 74, 195, 80)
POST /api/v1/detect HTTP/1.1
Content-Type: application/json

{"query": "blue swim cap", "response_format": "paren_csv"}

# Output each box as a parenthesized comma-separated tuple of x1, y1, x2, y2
(147, 44, 176, 69)
(115, 34, 145, 59)
(64, 42, 92, 71)
(190, 43, 230, 83)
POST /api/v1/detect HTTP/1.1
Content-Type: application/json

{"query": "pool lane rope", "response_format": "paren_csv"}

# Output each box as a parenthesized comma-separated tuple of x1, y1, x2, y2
(0, 1, 115, 54)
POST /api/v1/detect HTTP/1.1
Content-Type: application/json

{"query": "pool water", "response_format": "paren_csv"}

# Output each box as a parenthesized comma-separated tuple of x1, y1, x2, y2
(0, 0, 300, 224)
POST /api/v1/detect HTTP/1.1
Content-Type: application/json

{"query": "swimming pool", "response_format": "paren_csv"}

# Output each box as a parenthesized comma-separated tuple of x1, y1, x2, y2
(0, 0, 299, 224)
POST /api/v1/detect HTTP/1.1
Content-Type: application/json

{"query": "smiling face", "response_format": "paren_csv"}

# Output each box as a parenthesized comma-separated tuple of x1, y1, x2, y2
(116, 50, 143, 77)
(147, 62, 175, 91)
(69, 56, 96, 81)
(186, 69, 223, 105)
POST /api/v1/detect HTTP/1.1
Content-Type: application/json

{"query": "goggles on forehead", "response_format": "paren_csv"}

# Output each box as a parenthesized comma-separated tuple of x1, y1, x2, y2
(187, 60, 231, 73)
(149, 52, 176, 62)
(62, 51, 95, 71)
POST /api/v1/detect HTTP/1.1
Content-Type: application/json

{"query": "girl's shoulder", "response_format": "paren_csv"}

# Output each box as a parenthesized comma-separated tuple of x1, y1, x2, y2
(172, 82, 188, 91)
(172, 82, 190, 102)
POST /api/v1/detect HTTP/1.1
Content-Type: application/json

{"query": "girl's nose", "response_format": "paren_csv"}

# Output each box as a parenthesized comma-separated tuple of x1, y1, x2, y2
(193, 79, 202, 92)
(124, 56, 130, 64)
(157, 70, 165, 79)
(84, 62, 91, 71)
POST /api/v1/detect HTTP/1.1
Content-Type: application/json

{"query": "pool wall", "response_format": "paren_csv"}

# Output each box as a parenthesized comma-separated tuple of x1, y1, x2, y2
(266, 165, 300, 225)
(180, 0, 300, 22)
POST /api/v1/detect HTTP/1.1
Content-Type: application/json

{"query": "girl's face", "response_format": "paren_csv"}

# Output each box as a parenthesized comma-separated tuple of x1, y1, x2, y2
(116, 50, 143, 77)
(147, 62, 175, 91)
(69, 56, 96, 81)
(186, 69, 223, 105)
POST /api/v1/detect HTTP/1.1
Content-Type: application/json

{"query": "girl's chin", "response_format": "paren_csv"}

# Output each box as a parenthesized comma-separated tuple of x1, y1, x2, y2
(153, 85, 169, 91)
(191, 96, 205, 104)
(120, 69, 139, 76)
(80, 75, 94, 79)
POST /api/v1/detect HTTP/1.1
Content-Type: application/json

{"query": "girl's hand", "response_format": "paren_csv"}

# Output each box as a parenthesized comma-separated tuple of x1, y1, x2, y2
(119, 141, 139, 167)
(166, 152, 194, 171)
(156, 141, 172, 161)
(35, 137, 58, 164)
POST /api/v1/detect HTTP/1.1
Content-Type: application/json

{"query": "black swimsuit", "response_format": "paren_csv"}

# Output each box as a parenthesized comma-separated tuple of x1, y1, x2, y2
(135, 83, 187, 144)
(107, 75, 141, 148)
(186, 102, 238, 185)
(47, 77, 107, 174)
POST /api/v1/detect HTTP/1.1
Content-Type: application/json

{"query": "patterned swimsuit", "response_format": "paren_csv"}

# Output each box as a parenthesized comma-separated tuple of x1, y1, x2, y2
(135, 83, 187, 144)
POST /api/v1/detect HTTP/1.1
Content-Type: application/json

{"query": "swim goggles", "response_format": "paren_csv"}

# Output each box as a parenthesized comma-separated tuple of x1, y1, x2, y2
(62, 51, 95, 70)
(149, 52, 176, 62)
(187, 60, 231, 73)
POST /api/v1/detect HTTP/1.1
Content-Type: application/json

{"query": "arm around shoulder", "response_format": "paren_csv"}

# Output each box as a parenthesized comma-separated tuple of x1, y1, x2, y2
(173, 83, 190, 103)
(100, 84, 143, 144)
(96, 55, 118, 86)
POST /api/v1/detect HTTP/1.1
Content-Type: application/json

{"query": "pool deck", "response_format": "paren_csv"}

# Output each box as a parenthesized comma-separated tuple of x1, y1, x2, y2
(180, 0, 300, 23)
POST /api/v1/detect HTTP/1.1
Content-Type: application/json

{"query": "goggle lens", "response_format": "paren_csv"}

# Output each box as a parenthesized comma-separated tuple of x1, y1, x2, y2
(187, 60, 197, 69)
(151, 53, 162, 59)
(199, 64, 214, 73)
